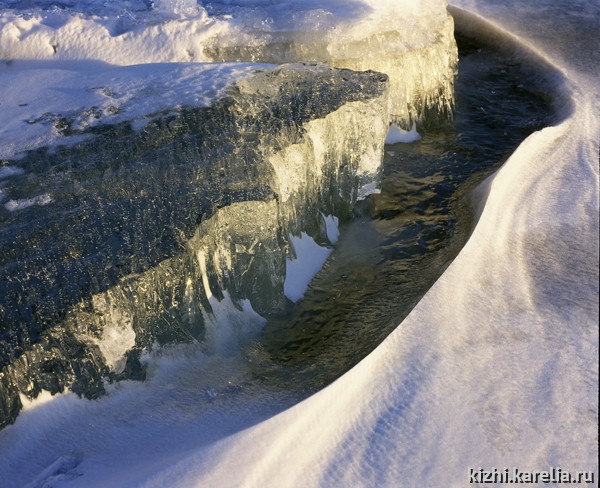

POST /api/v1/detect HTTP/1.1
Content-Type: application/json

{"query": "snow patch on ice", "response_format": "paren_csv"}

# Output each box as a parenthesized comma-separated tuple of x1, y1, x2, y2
(284, 232, 332, 303)
(385, 123, 421, 144)
(4, 193, 53, 211)
(0, 62, 264, 159)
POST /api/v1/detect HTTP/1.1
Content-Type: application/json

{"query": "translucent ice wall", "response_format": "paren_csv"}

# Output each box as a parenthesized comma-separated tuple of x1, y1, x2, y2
(0, 0, 457, 124)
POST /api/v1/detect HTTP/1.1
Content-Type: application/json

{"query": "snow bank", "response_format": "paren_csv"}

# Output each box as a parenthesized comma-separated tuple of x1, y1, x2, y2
(131, 2, 598, 487)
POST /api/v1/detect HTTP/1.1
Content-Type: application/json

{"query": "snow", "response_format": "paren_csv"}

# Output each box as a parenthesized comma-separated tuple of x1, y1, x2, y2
(322, 214, 340, 245)
(0, 0, 598, 486)
(132, 1, 597, 486)
(3, 192, 53, 211)
(385, 123, 422, 144)
(0, 62, 263, 159)
(284, 232, 332, 303)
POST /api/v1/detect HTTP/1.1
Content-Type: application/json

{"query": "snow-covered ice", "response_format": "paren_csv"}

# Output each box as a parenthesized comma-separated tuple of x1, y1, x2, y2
(0, 62, 264, 158)
(385, 123, 422, 144)
(0, 0, 457, 123)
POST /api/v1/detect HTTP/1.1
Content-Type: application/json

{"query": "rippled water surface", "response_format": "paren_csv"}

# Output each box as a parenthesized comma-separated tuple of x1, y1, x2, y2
(256, 33, 554, 390)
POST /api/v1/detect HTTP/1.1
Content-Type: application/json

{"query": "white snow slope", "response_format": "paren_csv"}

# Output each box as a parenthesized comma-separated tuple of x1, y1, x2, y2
(132, 2, 599, 487)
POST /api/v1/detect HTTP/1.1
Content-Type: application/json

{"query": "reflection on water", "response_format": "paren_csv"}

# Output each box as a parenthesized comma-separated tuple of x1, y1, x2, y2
(256, 33, 554, 390)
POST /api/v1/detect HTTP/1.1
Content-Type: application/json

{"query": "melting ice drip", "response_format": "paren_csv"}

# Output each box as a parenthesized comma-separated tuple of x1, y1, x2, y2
(0, 0, 457, 428)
